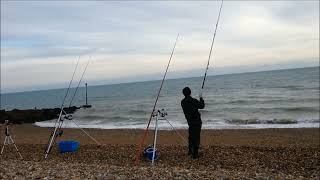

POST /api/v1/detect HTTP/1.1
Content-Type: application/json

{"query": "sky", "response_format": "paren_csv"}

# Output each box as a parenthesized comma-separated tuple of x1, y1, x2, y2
(1, 1, 319, 93)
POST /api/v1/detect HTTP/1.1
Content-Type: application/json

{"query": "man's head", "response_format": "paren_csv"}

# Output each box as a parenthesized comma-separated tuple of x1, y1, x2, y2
(182, 87, 191, 97)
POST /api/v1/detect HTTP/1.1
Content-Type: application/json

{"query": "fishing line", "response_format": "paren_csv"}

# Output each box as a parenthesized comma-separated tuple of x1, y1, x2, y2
(71, 119, 101, 145)
(164, 118, 188, 146)
(61, 56, 81, 109)
(135, 33, 180, 165)
(200, 0, 224, 94)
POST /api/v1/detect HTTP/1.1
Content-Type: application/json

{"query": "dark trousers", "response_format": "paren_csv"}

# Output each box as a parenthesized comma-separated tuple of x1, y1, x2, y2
(188, 124, 201, 157)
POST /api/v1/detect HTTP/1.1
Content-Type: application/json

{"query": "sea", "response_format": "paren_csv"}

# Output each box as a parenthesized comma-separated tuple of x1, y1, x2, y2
(2, 67, 319, 130)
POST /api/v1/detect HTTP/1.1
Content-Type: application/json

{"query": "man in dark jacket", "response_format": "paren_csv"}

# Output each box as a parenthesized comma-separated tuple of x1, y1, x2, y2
(181, 87, 205, 159)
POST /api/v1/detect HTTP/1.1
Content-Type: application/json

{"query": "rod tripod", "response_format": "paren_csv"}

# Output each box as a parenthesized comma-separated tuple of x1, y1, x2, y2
(1, 120, 23, 159)
(44, 109, 101, 159)
(150, 108, 187, 166)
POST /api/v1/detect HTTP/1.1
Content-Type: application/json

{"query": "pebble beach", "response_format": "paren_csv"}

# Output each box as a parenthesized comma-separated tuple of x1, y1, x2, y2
(0, 125, 319, 179)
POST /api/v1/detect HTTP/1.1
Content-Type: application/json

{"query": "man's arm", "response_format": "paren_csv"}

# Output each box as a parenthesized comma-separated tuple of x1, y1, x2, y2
(196, 97, 205, 109)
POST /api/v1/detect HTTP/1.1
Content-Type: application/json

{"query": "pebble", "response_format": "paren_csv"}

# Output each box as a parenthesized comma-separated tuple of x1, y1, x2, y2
(0, 144, 319, 179)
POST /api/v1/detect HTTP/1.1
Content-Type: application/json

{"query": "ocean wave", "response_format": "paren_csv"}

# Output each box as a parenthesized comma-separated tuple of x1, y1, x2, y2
(304, 87, 320, 90)
(269, 85, 305, 90)
(77, 115, 105, 120)
(35, 119, 319, 130)
(225, 118, 296, 125)
(225, 98, 319, 105)
(249, 85, 319, 91)
(228, 100, 248, 104)
(128, 109, 149, 114)
(218, 106, 319, 113)
(198, 109, 211, 113)
(109, 116, 127, 120)
(89, 96, 114, 101)
(225, 118, 319, 125)
(279, 107, 319, 112)
(300, 119, 320, 123)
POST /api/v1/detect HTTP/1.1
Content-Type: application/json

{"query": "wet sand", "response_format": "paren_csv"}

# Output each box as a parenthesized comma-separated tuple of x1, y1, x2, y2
(0, 124, 319, 179)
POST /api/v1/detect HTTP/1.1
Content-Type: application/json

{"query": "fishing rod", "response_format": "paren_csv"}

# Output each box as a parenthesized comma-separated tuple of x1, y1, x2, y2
(54, 56, 89, 141)
(63, 56, 101, 145)
(134, 33, 180, 165)
(69, 48, 99, 108)
(200, 0, 224, 96)
(45, 55, 100, 158)
(44, 55, 81, 159)
(49, 55, 81, 133)
(68, 56, 91, 108)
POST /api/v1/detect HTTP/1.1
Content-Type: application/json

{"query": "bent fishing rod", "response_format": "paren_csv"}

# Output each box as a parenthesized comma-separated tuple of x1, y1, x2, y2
(44, 56, 81, 159)
(135, 33, 180, 165)
(200, 0, 224, 95)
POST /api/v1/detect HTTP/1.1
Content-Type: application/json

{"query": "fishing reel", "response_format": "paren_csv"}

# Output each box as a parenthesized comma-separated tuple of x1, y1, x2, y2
(4, 120, 9, 125)
(151, 108, 168, 118)
(158, 109, 168, 118)
(64, 114, 73, 120)
(58, 129, 63, 136)
(4, 120, 10, 136)
(151, 110, 158, 117)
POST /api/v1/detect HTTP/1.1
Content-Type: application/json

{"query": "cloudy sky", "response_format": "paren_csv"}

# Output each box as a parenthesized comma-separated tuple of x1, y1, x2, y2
(1, 1, 319, 93)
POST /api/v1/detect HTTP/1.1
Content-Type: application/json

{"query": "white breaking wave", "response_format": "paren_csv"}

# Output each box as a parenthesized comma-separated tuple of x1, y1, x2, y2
(35, 117, 320, 130)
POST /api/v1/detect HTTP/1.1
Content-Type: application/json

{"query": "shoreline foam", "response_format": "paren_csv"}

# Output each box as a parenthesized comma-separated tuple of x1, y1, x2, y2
(34, 119, 320, 130)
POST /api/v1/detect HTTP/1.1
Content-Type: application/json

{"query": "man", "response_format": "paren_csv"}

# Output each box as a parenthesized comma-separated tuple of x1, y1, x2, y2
(181, 87, 205, 159)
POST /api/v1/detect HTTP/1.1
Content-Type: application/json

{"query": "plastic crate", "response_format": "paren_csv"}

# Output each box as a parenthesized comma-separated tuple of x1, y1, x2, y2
(58, 140, 79, 153)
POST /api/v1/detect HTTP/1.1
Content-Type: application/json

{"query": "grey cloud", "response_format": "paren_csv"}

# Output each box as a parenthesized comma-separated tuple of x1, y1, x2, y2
(1, 1, 318, 92)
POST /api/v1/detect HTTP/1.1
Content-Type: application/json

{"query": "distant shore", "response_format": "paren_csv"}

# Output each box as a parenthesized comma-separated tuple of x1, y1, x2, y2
(0, 125, 319, 179)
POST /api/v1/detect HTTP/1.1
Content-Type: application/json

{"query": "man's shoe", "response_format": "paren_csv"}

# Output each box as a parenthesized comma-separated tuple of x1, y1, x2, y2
(188, 147, 193, 155)
(192, 154, 200, 159)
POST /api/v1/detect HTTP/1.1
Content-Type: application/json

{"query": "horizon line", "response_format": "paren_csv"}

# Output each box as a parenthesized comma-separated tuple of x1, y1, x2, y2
(2, 65, 318, 95)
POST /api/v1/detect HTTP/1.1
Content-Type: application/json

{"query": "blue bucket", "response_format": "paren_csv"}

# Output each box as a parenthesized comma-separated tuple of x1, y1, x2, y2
(58, 140, 79, 153)
(144, 147, 158, 161)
